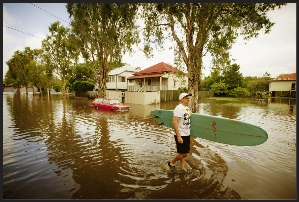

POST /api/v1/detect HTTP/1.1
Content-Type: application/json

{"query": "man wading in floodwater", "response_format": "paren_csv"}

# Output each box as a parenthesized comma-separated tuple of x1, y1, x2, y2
(167, 93, 192, 174)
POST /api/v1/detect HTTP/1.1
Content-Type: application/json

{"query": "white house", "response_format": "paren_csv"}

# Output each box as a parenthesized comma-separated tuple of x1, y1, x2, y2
(269, 73, 296, 97)
(127, 62, 188, 92)
(106, 65, 140, 90)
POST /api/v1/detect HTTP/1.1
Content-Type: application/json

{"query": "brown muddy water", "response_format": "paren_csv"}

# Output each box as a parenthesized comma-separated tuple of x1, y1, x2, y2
(3, 93, 296, 199)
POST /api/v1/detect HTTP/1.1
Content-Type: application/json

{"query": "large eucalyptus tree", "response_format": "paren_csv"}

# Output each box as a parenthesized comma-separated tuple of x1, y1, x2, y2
(41, 21, 78, 99)
(140, 3, 286, 112)
(66, 3, 140, 97)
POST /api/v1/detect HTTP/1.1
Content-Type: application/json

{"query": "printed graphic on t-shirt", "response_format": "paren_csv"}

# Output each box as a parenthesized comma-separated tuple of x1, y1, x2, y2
(182, 108, 191, 129)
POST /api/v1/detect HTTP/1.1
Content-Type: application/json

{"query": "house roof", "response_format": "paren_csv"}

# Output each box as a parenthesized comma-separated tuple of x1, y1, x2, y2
(273, 73, 296, 81)
(128, 73, 164, 79)
(109, 65, 138, 76)
(127, 62, 181, 79)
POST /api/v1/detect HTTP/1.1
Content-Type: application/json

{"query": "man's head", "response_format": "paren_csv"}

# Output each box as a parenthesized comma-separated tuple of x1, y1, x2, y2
(179, 93, 192, 105)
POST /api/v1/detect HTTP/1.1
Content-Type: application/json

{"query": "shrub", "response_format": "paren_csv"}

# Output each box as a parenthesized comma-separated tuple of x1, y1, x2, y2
(73, 81, 95, 92)
(53, 84, 62, 92)
(228, 87, 251, 98)
(178, 86, 187, 92)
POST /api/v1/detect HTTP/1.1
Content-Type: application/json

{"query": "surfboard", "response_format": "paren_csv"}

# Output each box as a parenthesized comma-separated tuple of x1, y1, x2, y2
(151, 109, 268, 146)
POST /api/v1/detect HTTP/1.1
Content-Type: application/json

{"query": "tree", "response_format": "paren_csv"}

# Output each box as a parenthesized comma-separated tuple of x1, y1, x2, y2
(67, 63, 95, 92)
(201, 67, 222, 90)
(66, 3, 140, 97)
(244, 72, 271, 96)
(210, 81, 228, 96)
(5, 47, 40, 94)
(222, 63, 244, 91)
(141, 3, 286, 112)
(41, 21, 78, 99)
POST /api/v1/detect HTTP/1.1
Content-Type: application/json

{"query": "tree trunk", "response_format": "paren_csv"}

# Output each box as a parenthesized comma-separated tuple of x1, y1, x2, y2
(32, 86, 36, 95)
(187, 58, 202, 113)
(97, 61, 108, 98)
(188, 69, 200, 113)
(61, 76, 66, 99)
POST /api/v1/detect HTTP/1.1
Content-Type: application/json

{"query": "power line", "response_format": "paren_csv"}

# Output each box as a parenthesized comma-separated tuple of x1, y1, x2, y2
(3, 25, 45, 40)
(3, 3, 71, 40)
(29, 3, 70, 26)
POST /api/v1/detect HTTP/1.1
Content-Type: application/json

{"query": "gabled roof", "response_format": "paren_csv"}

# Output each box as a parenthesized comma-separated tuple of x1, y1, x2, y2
(109, 65, 138, 76)
(273, 73, 296, 81)
(127, 62, 181, 79)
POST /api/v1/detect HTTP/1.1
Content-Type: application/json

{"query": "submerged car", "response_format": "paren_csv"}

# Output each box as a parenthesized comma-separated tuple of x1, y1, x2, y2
(91, 98, 131, 112)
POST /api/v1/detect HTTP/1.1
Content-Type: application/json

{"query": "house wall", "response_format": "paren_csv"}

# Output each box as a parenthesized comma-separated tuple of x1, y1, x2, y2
(126, 73, 188, 91)
(166, 73, 188, 90)
(125, 91, 160, 105)
(107, 71, 135, 90)
(269, 80, 296, 91)
(106, 90, 123, 101)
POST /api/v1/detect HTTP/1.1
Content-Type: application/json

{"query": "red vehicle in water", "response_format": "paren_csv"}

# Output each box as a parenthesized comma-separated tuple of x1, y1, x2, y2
(91, 98, 131, 112)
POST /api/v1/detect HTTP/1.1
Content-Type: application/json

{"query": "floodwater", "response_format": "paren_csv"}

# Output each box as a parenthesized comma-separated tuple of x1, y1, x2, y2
(3, 93, 296, 199)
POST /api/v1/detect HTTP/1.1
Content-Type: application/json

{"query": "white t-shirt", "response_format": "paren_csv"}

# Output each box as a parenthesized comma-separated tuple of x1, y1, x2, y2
(173, 104, 191, 136)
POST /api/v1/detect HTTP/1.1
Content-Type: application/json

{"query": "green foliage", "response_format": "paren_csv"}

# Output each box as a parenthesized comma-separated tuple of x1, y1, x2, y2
(72, 81, 95, 92)
(243, 72, 271, 95)
(140, 3, 286, 112)
(53, 84, 62, 92)
(66, 3, 139, 97)
(210, 81, 228, 96)
(201, 68, 222, 90)
(178, 86, 187, 92)
(42, 21, 77, 97)
(222, 63, 244, 90)
(67, 63, 95, 91)
(228, 87, 251, 98)
(5, 47, 41, 90)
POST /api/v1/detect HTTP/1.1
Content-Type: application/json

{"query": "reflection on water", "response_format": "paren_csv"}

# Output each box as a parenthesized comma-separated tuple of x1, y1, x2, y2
(3, 93, 296, 199)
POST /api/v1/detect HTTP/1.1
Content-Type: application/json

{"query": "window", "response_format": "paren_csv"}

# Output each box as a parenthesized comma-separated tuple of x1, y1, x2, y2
(109, 99, 120, 104)
(148, 79, 151, 85)
(118, 76, 126, 82)
(109, 76, 115, 82)
(103, 99, 109, 104)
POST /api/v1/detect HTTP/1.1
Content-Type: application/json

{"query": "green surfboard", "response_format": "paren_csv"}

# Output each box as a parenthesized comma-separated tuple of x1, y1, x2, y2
(151, 109, 268, 146)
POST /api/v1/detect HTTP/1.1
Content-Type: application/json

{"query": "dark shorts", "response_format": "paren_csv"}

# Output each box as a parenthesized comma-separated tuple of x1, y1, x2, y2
(174, 135, 190, 154)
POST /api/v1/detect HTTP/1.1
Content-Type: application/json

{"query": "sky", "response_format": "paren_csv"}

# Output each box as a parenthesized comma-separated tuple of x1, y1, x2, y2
(3, 3, 296, 80)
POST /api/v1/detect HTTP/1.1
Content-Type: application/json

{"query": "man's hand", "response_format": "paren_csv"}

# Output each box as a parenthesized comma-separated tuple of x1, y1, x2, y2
(178, 136, 183, 144)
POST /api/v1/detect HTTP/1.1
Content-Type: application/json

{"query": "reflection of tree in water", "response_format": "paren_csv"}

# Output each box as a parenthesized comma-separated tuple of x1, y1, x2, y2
(5, 93, 56, 136)
(41, 99, 132, 199)
(209, 100, 241, 119)
(71, 117, 133, 199)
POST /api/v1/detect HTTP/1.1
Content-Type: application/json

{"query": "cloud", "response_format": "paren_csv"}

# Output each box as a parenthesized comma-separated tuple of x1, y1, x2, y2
(25, 33, 45, 49)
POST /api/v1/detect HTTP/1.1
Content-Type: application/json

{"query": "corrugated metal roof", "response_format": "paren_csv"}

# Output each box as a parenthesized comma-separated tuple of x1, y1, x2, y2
(108, 65, 138, 75)
(127, 73, 164, 79)
(134, 62, 180, 74)
(127, 62, 182, 79)
(273, 73, 296, 81)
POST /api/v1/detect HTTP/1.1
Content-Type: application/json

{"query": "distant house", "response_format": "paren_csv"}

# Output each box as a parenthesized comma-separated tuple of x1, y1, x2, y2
(269, 73, 296, 98)
(127, 62, 188, 92)
(106, 65, 140, 90)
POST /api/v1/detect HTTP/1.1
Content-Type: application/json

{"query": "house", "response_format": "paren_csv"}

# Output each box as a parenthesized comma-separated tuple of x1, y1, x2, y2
(106, 65, 140, 90)
(269, 73, 296, 98)
(127, 62, 188, 92)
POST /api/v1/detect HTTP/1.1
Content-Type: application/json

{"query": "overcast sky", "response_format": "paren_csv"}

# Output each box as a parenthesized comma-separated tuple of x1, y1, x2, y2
(3, 3, 296, 79)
